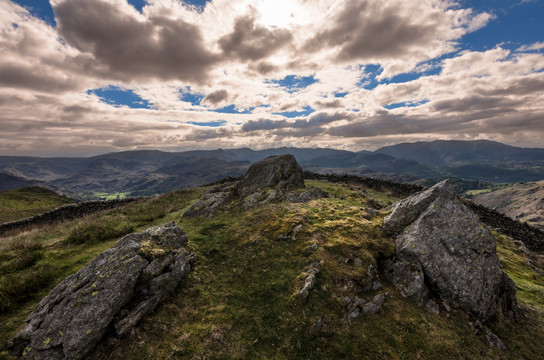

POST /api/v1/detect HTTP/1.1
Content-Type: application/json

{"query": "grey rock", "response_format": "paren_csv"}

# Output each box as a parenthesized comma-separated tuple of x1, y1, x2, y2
(361, 294, 386, 315)
(289, 187, 330, 203)
(300, 262, 321, 298)
(384, 180, 518, 323)
(183, 185, 233, 218)
(184, 155, 304, 217)
(235, 155, 304, 198)
(486, 330, 507, 350)
(7, 222, 195, 360)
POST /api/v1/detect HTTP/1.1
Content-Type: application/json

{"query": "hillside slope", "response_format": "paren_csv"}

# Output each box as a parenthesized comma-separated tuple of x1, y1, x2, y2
(473, 180, 544, 230)
(0, 187, 73, 223)
(1, 176, 543, 359)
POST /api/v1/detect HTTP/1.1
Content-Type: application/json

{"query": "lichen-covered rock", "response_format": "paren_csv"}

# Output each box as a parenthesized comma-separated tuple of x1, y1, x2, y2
(384, 180, 518, 323)
(234, 154, 304, 198)
(288, 186, 330, 203)
(7, 222, 195, 360)
(183, 184, 234, 218)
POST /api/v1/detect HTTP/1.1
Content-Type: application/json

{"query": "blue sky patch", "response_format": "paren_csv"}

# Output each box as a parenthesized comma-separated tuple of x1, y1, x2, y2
(179, 89, 204, 106)
(12, 0, 56, 26)
(459, 0, 544, 52)
(187, 120, 226, 127)
(334, 91, 349, 98)
(268, 75, 319, 93)
(212, 105, 252, 114)
(358, 65, 383, 90)
(273, 106, 315, 118)
(384, 100, 430, 110)
(88, 86, 152, 109)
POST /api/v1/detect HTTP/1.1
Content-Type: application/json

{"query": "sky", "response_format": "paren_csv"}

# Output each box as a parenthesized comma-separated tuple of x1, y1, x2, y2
(0, 0, 543, 156)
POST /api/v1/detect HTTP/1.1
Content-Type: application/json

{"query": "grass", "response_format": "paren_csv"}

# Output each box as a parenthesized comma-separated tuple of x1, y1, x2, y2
(1, 180, 544, 359)
(0, 187, 74, 223)
(0, 187, 203, 348)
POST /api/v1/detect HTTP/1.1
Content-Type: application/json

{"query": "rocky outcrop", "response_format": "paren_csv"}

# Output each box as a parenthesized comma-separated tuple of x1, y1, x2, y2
(288, 186, 330, 203)
(182, 183, 235, 218)
(184, 155, 305, 217)
(234, 155, 304, 198)
(384, 180, 518, 323)
(7, 222, 195, 360)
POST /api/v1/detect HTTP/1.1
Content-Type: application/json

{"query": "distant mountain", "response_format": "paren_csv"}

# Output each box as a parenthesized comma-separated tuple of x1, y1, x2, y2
(0, 172, 55, 191)
(2, 141, 544, 198)
(375, 140, 544, 167)
(473, 180, 544, 230)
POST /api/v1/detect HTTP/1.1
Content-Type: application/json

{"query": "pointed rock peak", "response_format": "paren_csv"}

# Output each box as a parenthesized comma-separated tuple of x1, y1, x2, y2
(384, 179, 454, 236)
(235, 154, 305, 198)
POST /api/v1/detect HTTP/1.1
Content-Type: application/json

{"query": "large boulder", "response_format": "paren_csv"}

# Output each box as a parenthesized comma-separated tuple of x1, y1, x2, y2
(384, 180, 517, 323)
(234, 154, 304, 198)
(7, 222, 195, 360)
(184, 154, 305, 217)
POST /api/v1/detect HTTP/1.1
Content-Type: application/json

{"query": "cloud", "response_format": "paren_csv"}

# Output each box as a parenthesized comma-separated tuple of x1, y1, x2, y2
(0, 0, 543, 155)
(302, 0, 492, 77)
(52, 0, 218, 83)
(218, 15, 293, 61)
(202, 89, 229, 105)
(517, 42, 544, 52)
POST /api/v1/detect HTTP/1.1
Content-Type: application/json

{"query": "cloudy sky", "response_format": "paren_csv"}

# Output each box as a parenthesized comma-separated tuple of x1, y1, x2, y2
(1, 0, 543, 156)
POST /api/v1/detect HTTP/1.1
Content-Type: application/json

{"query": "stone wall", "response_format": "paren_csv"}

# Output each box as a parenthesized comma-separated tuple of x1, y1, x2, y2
(0, 198, 140, 235)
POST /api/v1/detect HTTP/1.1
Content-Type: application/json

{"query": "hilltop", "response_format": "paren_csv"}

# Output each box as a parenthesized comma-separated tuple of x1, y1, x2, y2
(0, 187, 73, 223)
(1, 156, 543, 359)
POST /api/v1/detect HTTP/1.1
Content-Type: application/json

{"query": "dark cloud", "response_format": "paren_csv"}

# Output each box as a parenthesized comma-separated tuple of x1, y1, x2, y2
(304, 0, 446, 62)
(431, 96, 525, 113)
(202, 89, 229, 105)
(218, 16, 293, 61)
(242, 112, 352, 132)
(314, 99, 343, 108)
(0, 63, 80, 92)
(248, 61, 279, 75)
(53, 0, 218, 83)
(242, 118, 289, 132)
(478, 75, 544, 97)
(184, 127, 233, 141)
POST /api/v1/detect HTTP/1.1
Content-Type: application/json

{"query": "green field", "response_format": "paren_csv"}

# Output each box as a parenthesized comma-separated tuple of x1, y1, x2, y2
(0, 187, 74, 223)
(91, 192, 130, 201)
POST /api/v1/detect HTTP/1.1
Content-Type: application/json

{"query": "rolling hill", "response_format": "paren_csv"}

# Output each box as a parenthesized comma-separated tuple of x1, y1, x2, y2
(0, 186, 74, 223)
(473, 180, 544, 230)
